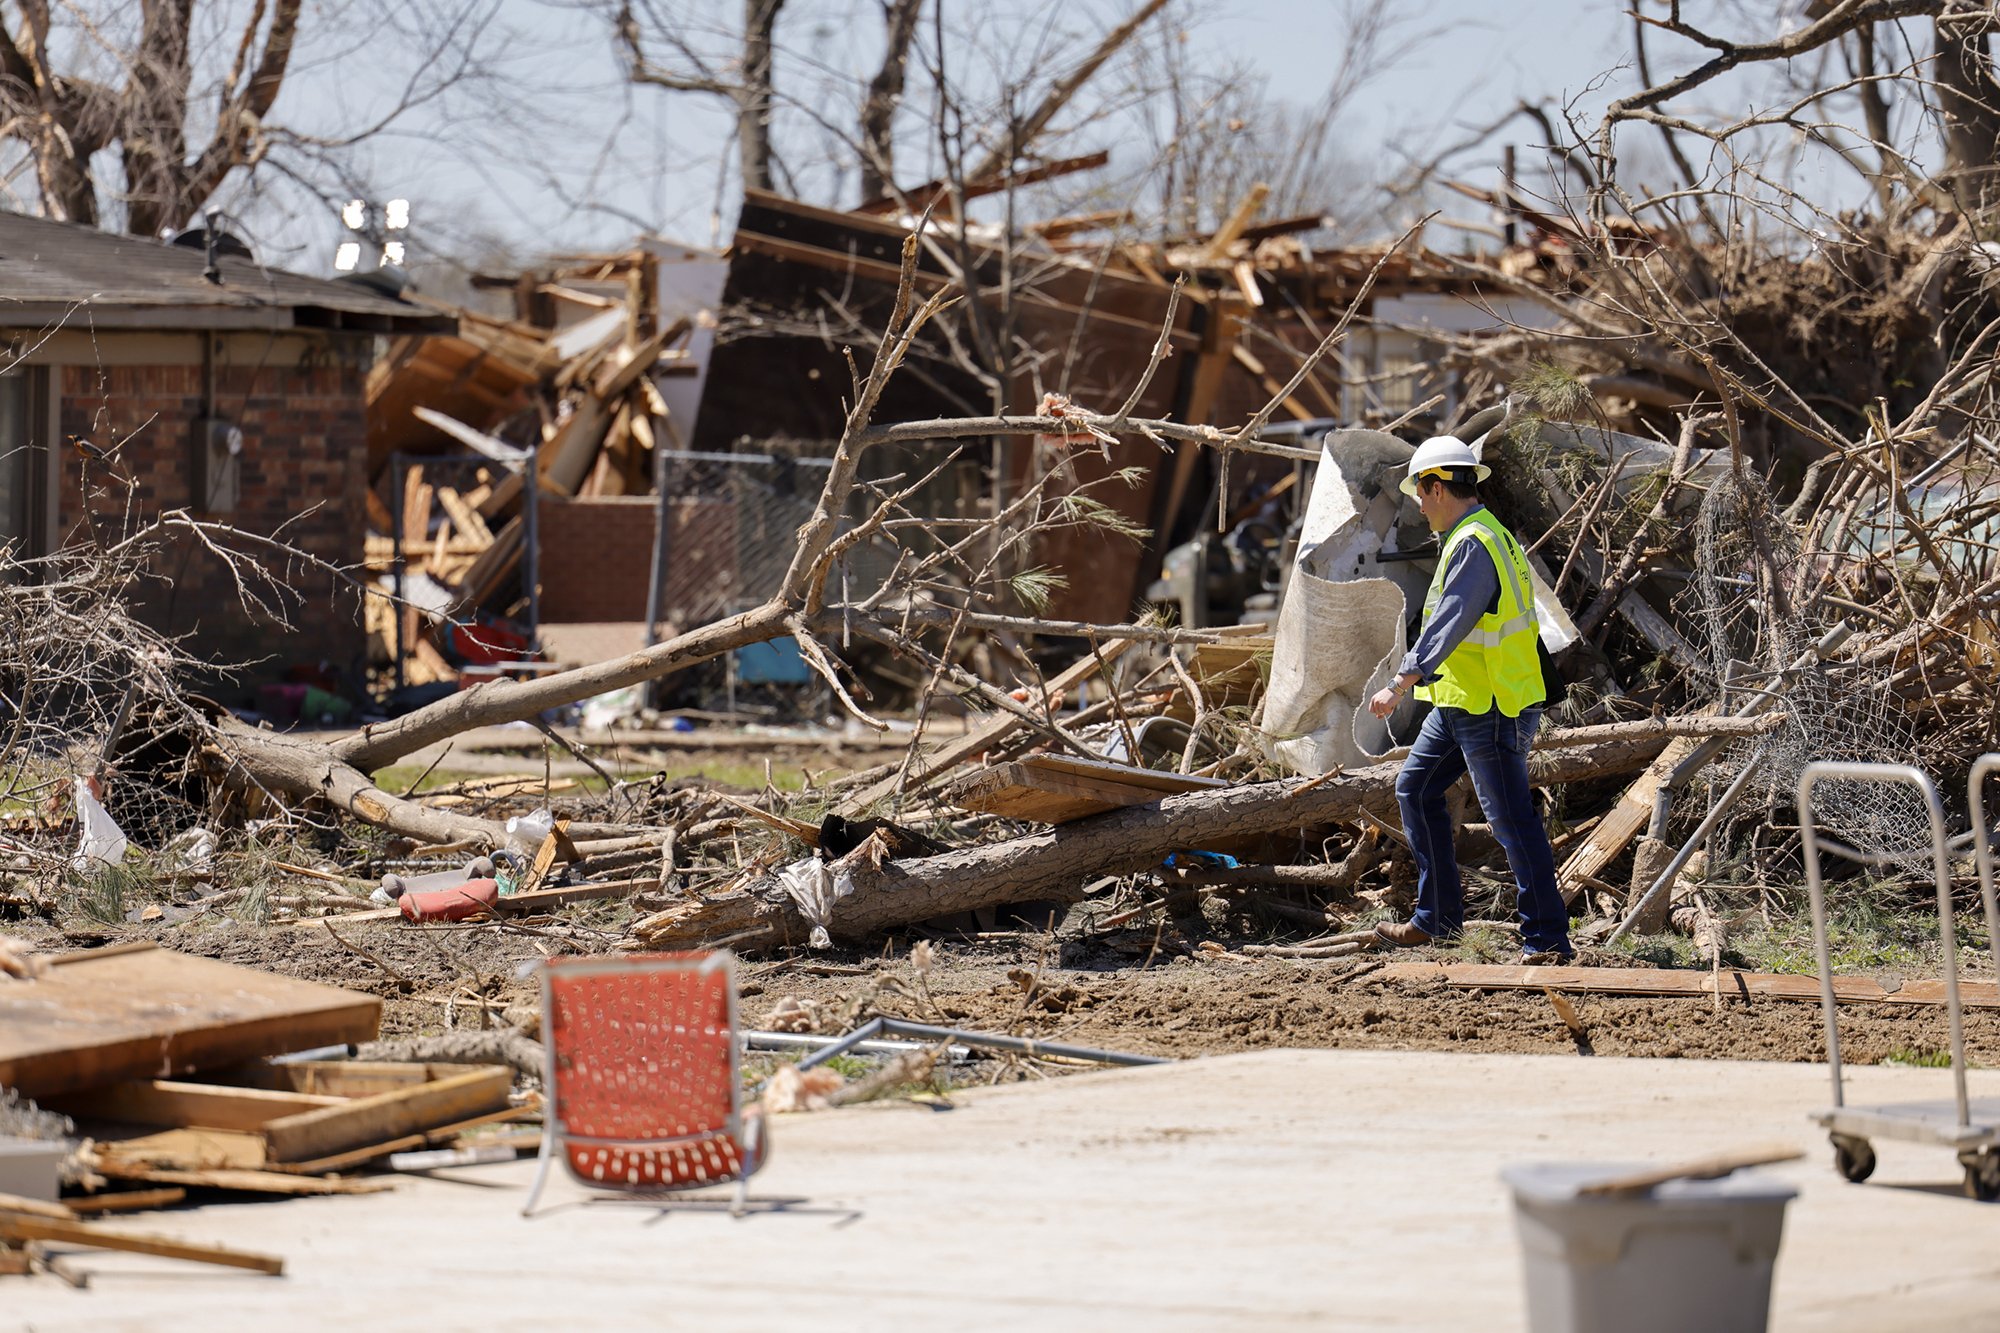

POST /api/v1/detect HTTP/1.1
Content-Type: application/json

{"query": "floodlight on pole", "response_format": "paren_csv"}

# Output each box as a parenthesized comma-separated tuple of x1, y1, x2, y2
(332, 196, 414, 273)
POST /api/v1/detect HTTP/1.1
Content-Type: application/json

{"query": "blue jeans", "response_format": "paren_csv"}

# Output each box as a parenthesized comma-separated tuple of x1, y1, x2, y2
(1395, 705, 1571, 955)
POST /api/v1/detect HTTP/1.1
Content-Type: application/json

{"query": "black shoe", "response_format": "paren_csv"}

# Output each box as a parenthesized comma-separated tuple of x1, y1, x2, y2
(1520, 948, 1575, 966)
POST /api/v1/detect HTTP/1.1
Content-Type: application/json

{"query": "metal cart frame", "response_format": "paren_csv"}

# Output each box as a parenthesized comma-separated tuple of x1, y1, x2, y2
(1797, 760, 2000, 1200)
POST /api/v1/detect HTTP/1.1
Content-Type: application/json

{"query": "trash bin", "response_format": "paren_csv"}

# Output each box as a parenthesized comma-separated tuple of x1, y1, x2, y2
(1502, 1162, 1797, 1333)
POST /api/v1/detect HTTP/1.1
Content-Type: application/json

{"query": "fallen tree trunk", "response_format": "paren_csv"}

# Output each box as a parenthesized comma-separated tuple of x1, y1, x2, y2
(209, 721, 514, 848)
(632, 733, 1673, 951)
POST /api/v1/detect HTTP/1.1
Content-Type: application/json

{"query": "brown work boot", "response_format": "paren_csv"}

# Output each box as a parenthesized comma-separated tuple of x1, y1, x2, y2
(1372, 921, 1433, 950)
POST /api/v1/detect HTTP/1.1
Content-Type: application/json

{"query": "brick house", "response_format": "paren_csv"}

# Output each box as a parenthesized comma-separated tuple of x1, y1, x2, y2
(0, 211, 449, 680)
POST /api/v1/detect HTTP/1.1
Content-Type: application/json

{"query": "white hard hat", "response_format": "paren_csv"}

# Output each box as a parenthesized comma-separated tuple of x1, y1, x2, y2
(1398, 435, 1492, 497)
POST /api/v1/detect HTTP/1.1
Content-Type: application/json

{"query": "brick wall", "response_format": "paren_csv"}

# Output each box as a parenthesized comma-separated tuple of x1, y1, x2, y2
(538, 496, 742, 625)
(59, 356, 369, 681)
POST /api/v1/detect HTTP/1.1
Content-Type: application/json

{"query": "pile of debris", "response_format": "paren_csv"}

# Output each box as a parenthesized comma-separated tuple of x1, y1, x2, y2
(362, 248, 698, 691)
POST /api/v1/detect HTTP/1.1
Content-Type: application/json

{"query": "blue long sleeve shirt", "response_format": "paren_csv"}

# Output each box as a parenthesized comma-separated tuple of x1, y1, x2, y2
(1396, 505, 1501, 684)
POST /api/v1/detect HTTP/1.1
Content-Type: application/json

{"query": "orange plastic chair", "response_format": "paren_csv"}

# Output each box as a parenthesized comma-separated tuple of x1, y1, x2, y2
(522, 950, 767, 1217)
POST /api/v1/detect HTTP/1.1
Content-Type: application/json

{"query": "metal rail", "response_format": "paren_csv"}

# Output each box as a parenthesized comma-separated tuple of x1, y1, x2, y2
(793, 1016, 1167, 1072)
(1798, 762, 1966, 1124)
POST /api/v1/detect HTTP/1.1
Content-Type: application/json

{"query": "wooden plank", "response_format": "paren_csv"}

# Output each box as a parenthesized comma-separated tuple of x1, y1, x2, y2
(948, 753, 1228, 825)
(402, 469, 433, 541)
(1025, 753, 1231, 793)
(51, 1080, 345, 1132)
(434, 487, 494, 547)
(0, 1215, 284, 1275)
(90, 1162, 392, 1196)
(63, 1189, 186, 1215)
(278, 1101, 539, 1175)
(0, 944, 381, 1100)
(1198, 183, 1270, 262)
(1378, 962, 2000, 1009)
(1187, 637, 1272, 704)
(845, 639, 1135, 811)
(96, 1129, 268, 1171)
(260, 1065, 512, 1164)
(1559, 735, 1700, 905)
(0, 1193, 76, 1221)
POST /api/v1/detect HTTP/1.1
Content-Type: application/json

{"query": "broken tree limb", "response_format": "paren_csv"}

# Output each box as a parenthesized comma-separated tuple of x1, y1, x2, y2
(354, 1031, 545, 1079)
(632, 733, 1676, 951)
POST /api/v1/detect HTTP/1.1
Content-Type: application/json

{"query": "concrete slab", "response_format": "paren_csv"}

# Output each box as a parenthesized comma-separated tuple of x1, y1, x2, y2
(9, 1050, 2000, 1331)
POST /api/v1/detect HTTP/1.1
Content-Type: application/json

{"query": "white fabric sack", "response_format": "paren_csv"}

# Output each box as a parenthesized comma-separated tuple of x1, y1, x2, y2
(72, 778, 128, 873)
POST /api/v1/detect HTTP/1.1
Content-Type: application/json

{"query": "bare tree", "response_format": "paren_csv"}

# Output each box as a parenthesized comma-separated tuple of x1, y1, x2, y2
(0, 0, 494, 236)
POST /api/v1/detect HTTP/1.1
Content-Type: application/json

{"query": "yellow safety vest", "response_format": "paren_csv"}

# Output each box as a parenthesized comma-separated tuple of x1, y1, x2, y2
(1414, 507, 1546, 717)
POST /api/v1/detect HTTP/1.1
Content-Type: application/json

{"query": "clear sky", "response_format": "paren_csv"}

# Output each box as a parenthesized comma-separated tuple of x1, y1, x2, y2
(233, 1, 1790, 277)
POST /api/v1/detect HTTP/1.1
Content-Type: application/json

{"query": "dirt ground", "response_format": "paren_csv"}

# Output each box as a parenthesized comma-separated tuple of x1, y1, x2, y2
(29, 915, 2000, 1071)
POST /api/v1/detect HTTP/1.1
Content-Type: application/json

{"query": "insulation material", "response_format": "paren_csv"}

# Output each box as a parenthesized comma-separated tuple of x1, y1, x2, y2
(1263, 430, 1418, 775)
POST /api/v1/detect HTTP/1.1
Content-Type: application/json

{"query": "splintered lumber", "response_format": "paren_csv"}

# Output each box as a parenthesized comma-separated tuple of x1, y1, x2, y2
(258, 1065, 511, 1163)
(434, 487, 495, 547)
(63, 1190, 187, 1215)
(90, 1162, 393, 1196)
(0, 1215, 284, 1274)
(845, 637, 1135, 811)
(0, 943, 381, 1099)
(1186, 636, 1272, 707)
(1377, 962, 2000, 1009)
(447, 515, 524, 612)
(947, 753, 1229, 825)
(0, 1193, 75, 1221)
(54, 1080, 347, 1132)
(279, 1101, 540, 1175)
(1559, 736, 1699, 905)
(65, 1064, 513, 1166)
(637, 735, 1677, 950)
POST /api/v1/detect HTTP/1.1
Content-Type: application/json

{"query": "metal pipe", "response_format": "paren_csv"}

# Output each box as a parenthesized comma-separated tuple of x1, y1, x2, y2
(743, 1031, 969, 1062)
(877, 1019, 1168, 1067)
(1608, 747, 1769, 946)
(793, 1016, 886, 1072)
(794, 1017, 1170, 1072)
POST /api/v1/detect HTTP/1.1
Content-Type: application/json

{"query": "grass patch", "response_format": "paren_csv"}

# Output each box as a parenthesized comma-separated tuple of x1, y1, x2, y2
(1883, 1047, 1955, 1069)
(370, 757, 817, 796)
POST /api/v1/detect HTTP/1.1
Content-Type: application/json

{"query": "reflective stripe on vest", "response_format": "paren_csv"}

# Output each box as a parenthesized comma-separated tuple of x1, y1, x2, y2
(1414, 507, 1546, 717)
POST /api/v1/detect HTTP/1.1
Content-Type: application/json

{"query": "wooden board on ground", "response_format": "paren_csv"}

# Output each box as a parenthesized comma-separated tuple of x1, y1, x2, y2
(946, 752, 1229, 825)
(0, 943, 381, 1100)
(65, 1061, 514, 1167)
(89, 1162, 393, 1196)
(0, 1214, 285, 1274)
(1378, 962, 2000, 1008)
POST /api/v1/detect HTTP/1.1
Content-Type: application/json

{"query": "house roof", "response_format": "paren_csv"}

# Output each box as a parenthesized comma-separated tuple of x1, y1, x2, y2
(0, 210, 455, 334)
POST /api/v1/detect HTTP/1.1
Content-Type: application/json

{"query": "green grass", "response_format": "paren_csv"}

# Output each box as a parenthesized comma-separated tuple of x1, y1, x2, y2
(1883, 1047, 1955, 1069)
(369, 758, 815, 796)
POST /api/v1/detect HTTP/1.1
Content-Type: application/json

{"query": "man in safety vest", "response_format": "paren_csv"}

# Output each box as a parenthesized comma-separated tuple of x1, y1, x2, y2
(1366, 436, 1573, 964)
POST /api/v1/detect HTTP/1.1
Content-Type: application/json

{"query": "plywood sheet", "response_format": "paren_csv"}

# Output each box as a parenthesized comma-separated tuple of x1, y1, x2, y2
(0, 943, 381, 1099)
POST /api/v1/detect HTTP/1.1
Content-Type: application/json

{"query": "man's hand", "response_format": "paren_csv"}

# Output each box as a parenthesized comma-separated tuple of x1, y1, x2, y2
(1368, 686, 1401, 719)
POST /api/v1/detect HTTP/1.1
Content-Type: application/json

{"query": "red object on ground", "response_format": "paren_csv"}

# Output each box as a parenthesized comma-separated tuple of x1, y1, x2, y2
(398, 878, 500, 923)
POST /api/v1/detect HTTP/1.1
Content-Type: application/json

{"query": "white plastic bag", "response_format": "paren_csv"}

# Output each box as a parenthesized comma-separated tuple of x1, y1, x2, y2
(72, 777, 128, 873)
(506, 807, 554, 846)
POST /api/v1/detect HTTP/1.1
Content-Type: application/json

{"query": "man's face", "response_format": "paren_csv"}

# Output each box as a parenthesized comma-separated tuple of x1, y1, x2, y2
(1416, 476, 1450, 532)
